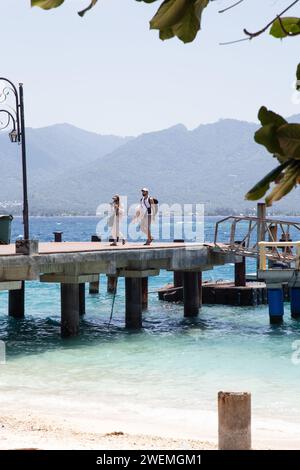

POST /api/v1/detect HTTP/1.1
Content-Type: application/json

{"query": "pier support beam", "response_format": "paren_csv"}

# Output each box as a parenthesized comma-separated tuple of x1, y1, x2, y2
(125, 278, 142, 329)
(107, 275, 117, 293)
(142, 277, 148, 310)
(61, 283, 80, 337)
(267, 286, 284, 324)
(79, 283, 85, 316)
(183, 271, 200, 317)
(218, 391, 251, 450)
(290, 287, 300, 319)
(8, 281, 25, 318)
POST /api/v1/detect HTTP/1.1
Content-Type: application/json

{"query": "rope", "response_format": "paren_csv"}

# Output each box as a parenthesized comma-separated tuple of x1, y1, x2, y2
(107, 271, 119, 326)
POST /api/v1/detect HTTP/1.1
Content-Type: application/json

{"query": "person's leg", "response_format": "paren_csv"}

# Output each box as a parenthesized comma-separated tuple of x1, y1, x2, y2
(147, 214, 151, 241)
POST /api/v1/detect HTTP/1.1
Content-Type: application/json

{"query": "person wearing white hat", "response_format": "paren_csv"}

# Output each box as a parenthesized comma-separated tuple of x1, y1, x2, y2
(133, 188, 158, 245)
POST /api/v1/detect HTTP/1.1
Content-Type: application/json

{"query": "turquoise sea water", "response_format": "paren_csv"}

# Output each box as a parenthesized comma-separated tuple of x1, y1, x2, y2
(1, 216, 300, 434)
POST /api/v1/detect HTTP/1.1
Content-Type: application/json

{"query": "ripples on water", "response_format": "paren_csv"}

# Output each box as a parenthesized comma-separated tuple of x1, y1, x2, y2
(1, 217, 300, 422)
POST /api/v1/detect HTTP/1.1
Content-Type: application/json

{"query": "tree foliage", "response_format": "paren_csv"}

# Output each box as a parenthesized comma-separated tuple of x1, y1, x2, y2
(31, 0, 300, 205)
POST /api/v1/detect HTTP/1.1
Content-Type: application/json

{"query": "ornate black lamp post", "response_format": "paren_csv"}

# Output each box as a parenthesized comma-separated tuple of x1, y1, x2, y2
(0, 78, 29, 240)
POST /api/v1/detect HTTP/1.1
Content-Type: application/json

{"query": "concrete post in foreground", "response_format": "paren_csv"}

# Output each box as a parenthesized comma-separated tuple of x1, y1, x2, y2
(142, 277, 148, 310)
(183, 271, 200, 317)
(79, 283, 86, 315)
(218, 391, 251, 450)
(8, 281, 25, 318)
(125, 277, 142, 329)
(61, 283, 80, 337)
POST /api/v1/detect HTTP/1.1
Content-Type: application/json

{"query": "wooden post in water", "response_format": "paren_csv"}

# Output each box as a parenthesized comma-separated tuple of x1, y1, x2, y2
(142, 277, 148, 310)
(218, 391, 251, 450)
(61, 283, 80, 337)
(79, 283, 85, 315)
(183, 271, 200, 317)
(125, 277, 142, 329)
(8, 281, 25, 318)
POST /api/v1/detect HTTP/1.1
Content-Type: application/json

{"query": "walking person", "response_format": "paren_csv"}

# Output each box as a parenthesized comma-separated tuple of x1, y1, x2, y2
(108, 195, 126, 246)
(133, 188, 158, 245)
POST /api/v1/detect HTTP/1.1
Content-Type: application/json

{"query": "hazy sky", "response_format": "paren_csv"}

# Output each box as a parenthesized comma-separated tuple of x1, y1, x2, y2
(1, 0, 299, 135)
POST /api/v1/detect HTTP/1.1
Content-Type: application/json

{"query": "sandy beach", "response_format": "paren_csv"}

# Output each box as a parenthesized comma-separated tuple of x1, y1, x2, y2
(1, 403, 300, 450)
(0, 411, 216, 450)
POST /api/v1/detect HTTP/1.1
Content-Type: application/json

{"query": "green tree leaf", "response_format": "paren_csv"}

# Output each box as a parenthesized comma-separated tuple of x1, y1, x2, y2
(32, 0, 98, 17)
(31, 0, 65, 9)
(257, 106, 287, 127)
(254, 123, 283, 156)
(265, 162, 300, 206)
(245, 161, 290, 201)
(270, 17, 300, 39)
(150, 0, 191, 30)
(150, 0, 208, 43)
(277, 124, 300, 160)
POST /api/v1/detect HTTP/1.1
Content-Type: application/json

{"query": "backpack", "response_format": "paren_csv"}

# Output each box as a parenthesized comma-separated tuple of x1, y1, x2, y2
(151, 197, 159, 216)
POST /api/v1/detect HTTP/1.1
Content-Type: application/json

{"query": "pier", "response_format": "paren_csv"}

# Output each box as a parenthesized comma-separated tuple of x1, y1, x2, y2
(1, 210, 300, 336)
(0, 241, 237, 337)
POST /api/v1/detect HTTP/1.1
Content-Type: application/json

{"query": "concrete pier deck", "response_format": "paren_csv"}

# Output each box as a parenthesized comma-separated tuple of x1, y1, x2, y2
(0, 242, 236, 283)
(0, 241, 238, 336)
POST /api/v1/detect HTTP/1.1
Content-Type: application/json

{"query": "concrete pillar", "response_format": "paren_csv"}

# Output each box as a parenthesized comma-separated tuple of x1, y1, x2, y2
(183, 271, 200, 317)
(8, 281, 25, 318)
(235, 258, 246, 287)
(107, 275, 117, 293)
(290, 287, 300, 319)
(125, 278, 142, 329)
(61, 283, 80, 337)
(268, 287, 284, 324)
(142, 277, 148, 310)
(234, 241, 246, 287)
(79, 283, 85, 316)
(198, 272, 203, 308)
(218, 391, 251, 450)
(89, 235, 101, 294)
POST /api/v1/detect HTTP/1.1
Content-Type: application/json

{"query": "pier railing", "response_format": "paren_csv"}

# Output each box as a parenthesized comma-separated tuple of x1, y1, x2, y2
(214, 216, 300, 262)
(259, 241, 300, 270)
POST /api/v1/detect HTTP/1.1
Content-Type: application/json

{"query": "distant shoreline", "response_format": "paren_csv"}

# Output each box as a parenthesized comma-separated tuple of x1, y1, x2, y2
(8, 213, 300, 218)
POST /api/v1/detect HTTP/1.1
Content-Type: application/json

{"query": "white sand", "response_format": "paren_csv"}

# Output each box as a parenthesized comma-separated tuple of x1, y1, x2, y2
(0, 401, 300, 450)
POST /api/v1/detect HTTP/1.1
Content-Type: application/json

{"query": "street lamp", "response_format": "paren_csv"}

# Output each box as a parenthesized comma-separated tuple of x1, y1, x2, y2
(0, 78, 29, 240)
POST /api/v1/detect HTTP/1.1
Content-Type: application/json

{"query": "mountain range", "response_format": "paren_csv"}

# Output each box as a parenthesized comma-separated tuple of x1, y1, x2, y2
(1, 116, 300, 215)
